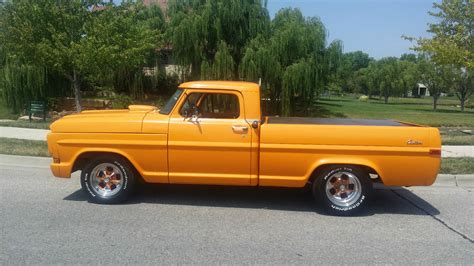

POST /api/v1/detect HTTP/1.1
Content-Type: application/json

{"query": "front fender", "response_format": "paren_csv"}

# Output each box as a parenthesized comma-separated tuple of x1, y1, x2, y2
(48, 133, 168, 183)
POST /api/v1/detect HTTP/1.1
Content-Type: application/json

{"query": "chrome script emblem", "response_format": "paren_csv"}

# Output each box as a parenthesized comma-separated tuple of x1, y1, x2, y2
(407, 139, 423, 145)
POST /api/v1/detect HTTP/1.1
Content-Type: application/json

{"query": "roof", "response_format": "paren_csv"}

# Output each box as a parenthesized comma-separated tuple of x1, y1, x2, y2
(417, 83, 427, 88)
(91, 5, 108, 12)
(179, 81, 260, 92)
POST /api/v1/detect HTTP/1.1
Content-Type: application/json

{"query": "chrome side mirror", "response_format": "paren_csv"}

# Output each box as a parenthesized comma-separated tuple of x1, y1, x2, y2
(189, 105, 200, 123)
(190, 114, 199, 123)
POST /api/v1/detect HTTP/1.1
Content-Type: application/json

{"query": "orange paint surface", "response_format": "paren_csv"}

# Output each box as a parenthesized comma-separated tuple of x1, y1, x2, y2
(48, 81, 441, 187)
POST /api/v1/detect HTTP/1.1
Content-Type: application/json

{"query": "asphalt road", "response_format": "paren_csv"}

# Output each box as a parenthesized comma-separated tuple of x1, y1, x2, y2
(1, 155, 473, 264)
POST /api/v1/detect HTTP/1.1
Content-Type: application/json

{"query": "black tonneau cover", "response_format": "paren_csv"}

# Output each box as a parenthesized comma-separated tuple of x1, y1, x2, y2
(267, 117, 408, 126)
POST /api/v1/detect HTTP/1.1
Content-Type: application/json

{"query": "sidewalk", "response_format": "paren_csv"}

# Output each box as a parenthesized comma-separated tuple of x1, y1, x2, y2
(0, 126, 49, 141)
(441, 145, 474, 158)
(1, 126, 473, 158)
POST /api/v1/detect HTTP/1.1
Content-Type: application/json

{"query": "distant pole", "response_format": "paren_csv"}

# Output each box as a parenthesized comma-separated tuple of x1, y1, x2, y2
(258, 78, 262, 86)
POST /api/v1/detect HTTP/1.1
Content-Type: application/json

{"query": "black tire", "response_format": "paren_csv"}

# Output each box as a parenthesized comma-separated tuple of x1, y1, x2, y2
(80, 155, 136, 204)
(312, 165, 373, 216)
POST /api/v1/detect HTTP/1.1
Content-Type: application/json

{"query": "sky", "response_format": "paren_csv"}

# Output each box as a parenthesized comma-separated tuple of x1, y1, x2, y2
(266, 0, 438, 59)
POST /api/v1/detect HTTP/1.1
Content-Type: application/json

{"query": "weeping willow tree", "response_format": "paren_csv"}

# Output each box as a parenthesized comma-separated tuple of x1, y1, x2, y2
(113, 68, 148, 100)
(281, 59, 312, 116)
(0, 1, 160, 112)
(1, 44, 67, 113)
(108, 3, 167, 100)
(0, 58, 70, 113)
(167, 0, 271, 80)
(240, 8, 343, 116)
(201, 42, 235, 80)
(239, 36, 282, 114)
(0, 62, 47, 113)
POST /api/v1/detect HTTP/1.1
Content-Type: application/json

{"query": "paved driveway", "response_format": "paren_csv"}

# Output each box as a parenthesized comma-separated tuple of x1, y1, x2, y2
(0, 155, 472, 264)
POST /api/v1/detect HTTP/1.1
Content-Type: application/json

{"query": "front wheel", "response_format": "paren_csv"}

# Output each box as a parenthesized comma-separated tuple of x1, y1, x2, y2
(313, 165, 373, 216)
(80, 156, 136, 204)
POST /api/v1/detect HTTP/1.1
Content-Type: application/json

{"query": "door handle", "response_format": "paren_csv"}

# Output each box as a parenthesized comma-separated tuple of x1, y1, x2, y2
(232, 125, 248, 133)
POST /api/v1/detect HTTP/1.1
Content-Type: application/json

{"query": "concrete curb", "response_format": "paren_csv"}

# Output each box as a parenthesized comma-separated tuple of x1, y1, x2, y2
(372, 174, 474, 189)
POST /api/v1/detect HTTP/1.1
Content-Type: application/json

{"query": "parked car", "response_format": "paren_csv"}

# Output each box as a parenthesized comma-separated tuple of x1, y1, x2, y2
(47, 81, 441, 215)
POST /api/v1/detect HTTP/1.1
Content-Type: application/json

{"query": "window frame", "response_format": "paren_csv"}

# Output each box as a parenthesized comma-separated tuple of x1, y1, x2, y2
(178, 91, 243, 120)
(159, 88, 184, 115)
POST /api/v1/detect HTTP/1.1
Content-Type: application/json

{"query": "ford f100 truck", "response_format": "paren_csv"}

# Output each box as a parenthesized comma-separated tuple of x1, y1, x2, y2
(47, 81, 441, 215)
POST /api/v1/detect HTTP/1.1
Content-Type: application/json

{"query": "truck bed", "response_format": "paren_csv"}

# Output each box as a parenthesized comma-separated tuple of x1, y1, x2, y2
(259, 117, 440, 187)
(266, 117, 410, 126)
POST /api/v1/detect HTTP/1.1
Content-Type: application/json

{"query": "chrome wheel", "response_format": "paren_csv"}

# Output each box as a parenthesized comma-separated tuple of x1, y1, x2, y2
(325, 171, 362, 207)
(90, 163, 123, 197)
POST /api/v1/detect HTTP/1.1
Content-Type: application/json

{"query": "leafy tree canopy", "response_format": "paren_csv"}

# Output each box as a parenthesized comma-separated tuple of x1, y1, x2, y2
(405, 0, 473, 111)
(407, 0, 473, 70)
(0, 0, 163, 111)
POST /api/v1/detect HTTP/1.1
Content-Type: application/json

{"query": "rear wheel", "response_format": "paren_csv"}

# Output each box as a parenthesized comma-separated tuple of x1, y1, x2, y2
(80, 156, 136, 204)
(313, 165, 373, 216)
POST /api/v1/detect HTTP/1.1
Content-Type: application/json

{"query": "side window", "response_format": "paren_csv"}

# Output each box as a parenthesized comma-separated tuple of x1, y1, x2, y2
(200, 93, 240, 119)
(180, 92, 240, 119)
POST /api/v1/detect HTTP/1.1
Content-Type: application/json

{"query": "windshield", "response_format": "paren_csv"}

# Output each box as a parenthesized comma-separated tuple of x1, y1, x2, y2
(159, 89, 183, 115)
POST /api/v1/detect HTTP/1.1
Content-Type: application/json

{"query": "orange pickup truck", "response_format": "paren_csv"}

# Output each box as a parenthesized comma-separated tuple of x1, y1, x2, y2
(47, 81, 441, 215)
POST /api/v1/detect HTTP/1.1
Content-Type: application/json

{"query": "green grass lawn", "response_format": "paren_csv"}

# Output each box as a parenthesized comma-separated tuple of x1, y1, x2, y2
(0, 138, 49, 157)
(313, 96, 474, 127)
(440, 157, 474, 175)
(440, 127, 474, 145)
(441, 134, 474, 145)
(0, 97, 19, 120)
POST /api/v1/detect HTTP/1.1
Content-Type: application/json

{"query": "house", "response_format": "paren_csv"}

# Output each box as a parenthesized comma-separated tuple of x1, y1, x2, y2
(409, 83, 430, 98)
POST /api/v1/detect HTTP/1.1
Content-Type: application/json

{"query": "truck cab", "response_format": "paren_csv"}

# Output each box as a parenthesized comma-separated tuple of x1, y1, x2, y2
(142, 81, 262, 186)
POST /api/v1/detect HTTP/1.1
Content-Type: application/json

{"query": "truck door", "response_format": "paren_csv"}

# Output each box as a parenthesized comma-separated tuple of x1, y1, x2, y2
(168, 90, 252, 185)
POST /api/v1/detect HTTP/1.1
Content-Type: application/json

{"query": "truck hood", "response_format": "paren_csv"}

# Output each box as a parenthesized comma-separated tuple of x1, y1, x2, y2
(50, 105, 164, 133)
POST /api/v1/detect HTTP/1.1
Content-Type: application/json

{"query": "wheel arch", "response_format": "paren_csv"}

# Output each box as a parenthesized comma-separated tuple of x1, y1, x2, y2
(307, 158, 384, 185)
(72, 149, 143, 181)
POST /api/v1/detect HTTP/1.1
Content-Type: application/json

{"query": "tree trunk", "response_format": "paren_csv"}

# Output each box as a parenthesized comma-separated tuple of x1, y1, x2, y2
(73, 69, 82, 112)
(456, 91, 466, 112)
(455, 81, 473, 112)
(433, 96, 438, 110)
(191, 61, 201, 81)
(384, 95, 389, 104)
